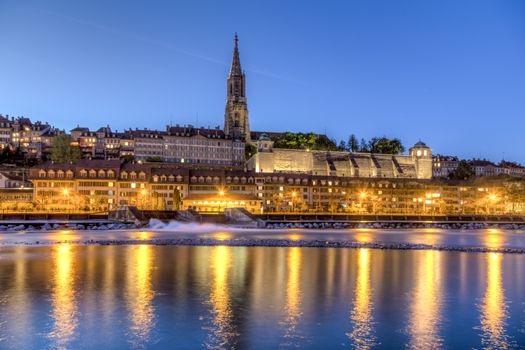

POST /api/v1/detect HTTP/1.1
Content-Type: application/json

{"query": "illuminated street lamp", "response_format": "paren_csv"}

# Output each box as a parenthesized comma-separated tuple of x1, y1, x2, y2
(218, 189, 225, 212)
(488, 193, 498, 214)
(62, 188, 70, 213)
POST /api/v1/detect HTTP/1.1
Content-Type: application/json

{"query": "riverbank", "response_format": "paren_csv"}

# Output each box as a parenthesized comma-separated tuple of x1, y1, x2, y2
(2, 219, 525, 232)
(1, 237, 525, 254)
(0, 222, 137, 232)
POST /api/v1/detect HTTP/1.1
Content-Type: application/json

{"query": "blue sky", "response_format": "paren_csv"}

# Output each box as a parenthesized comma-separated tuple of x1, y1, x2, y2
(0, 0, 524, 162)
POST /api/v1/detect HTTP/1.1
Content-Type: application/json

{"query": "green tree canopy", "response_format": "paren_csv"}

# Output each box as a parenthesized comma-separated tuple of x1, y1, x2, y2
(273, 132, 337, 151)
(367, 137, 405, 154)
(347, 134, 359, 152)
(145, 156, 163, 163)
(50, 134, 81, 163)
(449, 160, 475, 180)
(245, 143, 257, 160)
(121, 154, 135, 163)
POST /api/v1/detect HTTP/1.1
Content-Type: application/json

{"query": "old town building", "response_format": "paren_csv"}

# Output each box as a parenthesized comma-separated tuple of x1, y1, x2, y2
(433, 155, 525, 178)
(29, 160, 513, 215)
(0, 115, 64, 158)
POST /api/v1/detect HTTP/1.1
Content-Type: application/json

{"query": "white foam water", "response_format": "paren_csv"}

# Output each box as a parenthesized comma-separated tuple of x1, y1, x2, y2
(146, 219, 251, 232)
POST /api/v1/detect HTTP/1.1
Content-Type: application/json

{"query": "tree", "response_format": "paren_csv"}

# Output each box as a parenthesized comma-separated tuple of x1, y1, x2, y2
(449, 160, 475, 180)
(121, 154, 135, 163)
(367, 137, 405, 154)
(50, 135, 81, 163)
(505, 182, 525, 213)
(145, 156, 163, 162)
(337, 141, 347, 151)
(245, 143, 257, 160)
(359, 138, 369, 152)
(273, 132, 337, 151)
(158, 197, 167, 211)
(173, 188, 182, 210)
(347, 134, 359, 152)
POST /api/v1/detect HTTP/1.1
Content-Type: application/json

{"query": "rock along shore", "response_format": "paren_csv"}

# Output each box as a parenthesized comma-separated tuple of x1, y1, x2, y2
(1, 220, 525, 232)
(2, 237, 524, 255)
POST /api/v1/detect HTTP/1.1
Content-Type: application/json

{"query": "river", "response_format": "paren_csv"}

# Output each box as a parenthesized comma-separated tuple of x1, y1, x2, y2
(0, 227, 524, 349)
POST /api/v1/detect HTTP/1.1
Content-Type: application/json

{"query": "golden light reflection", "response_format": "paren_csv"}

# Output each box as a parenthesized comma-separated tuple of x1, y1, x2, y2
(347, 248, 375, 349)
(136, 231, 153, 241)
(288, 233, 303, 241)
(48, 244, 78, 349)
(207, 245, 237, 349)
(421, 228, 440, 233)
(126, 245, 155, 348)
(408, 250, 443, 349)
(483, 230, 505, 249)
(354, 228, 373, 233)
(214, 232, 233, 241)
(281, 247, 303, 343)
(479, 253, 513, 348)
(354, 233, 373, 244)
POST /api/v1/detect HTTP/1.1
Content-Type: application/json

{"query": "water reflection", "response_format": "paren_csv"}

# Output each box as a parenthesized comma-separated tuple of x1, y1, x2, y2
(407, 250, 443, 349)
(0, 244, 523, 349)
(125, 245, 156, 349)
(281, 247, 303, 345)
(206, 246, 237, 349)
(479, 253, 514, 349)
(483, 229, 506, 249)
(6, 246, 32, 349)
(48, 244, 78, 349)
(347, 248, 376, 349)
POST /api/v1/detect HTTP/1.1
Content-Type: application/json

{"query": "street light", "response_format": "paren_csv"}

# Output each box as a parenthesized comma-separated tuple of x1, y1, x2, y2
(218, 189, 225, 212)
(488, 193, 498, 215)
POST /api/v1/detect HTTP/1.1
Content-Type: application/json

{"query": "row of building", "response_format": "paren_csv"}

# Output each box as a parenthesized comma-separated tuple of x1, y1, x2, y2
(2, 159, 509, 215)
(433, 156, 525, 178)
(0, 115, 64, 158)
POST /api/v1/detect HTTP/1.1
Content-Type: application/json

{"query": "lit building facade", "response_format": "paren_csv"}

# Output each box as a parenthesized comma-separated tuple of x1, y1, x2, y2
(248, 142, 433, 180)
(28, 160, 517, 215)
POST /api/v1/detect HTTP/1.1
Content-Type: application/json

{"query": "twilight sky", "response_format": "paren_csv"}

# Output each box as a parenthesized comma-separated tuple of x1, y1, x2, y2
(0, 0, 524, 162)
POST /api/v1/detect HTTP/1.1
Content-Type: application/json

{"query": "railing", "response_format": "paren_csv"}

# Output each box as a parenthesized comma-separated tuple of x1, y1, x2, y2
(256, 213, 525, 223)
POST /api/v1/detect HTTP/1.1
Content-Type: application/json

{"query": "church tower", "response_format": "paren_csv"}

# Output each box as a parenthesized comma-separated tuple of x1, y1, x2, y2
(224, 33, 250, 142)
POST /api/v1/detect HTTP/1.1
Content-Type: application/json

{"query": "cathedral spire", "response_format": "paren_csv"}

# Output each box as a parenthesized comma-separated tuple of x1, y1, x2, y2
(229, 32, 243, 78)
(224, 33, 250, 142)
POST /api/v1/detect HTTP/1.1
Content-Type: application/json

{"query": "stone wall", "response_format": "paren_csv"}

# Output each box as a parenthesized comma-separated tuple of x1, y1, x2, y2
(247, 148, 433, 179)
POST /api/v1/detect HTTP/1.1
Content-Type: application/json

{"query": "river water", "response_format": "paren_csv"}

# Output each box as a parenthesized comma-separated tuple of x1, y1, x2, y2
(0, 228, 524, 349)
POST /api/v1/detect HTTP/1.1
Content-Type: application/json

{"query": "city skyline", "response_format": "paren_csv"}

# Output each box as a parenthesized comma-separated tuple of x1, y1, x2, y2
(1, 0, 524, 163)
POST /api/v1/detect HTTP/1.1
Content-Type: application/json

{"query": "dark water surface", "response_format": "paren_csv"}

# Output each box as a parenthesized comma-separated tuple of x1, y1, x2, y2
(0, 244, 524, 349)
